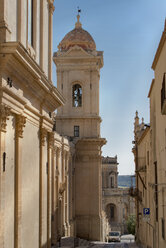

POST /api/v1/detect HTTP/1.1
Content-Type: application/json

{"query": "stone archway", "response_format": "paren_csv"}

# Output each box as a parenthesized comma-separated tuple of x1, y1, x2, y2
(105, 203, 117, 227)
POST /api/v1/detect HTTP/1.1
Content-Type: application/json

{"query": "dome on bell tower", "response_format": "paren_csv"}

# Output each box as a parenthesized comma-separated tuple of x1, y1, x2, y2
(58, 15, 96, 52)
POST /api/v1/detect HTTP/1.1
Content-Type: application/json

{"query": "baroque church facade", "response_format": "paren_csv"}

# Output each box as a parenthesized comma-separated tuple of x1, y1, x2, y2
(0, 1, 107, 247)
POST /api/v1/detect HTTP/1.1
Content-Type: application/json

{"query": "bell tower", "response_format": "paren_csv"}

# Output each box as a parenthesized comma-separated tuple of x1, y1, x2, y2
(53, 14, 106, 241)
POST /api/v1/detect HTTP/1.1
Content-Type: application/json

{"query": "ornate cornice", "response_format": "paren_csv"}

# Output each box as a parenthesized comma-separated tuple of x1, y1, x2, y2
(41, 128, 47, 146)
(0, 104, 11, 132)
(16, 115, 26, 138)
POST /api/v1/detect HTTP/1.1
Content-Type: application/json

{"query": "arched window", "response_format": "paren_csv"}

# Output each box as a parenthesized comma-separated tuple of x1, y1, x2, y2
(72, 84, 82, 107)
(110, 204, 115, 221)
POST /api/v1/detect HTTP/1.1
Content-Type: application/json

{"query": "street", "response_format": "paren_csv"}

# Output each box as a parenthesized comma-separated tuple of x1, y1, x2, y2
(103, 244, 130, 248)
(90, 241, 140, 248)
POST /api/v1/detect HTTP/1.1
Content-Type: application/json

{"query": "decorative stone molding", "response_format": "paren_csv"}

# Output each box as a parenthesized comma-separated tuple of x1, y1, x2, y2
(0, 20, 11, 34)
(59, 182, 66, 195)
(56, 147, 61, 158)
(47, 0, 55, 14)
(16, 115, 26, 138)
(48, 132, 54, 148)
(40, 128, 47, 146)
(0, 104, 11, 132)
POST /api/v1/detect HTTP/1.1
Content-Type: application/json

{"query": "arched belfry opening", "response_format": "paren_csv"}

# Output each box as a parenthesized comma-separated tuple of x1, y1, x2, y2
(72, 83, 82, 107)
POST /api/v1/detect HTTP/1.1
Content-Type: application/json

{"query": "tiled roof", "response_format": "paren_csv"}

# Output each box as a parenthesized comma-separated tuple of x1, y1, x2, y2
(58, 18, 96, 52)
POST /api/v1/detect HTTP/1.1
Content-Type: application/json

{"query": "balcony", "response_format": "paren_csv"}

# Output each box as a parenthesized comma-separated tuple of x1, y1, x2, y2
(161, 73, 166, 114)
(129, 187, 142, 202)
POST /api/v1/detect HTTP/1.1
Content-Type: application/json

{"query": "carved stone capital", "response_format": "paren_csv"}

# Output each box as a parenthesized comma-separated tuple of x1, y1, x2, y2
(0, 104, 11, 132)
(65, 152, 70, 161)
(47, 0, 55, 14)
(16, 115, 26, 138)
(48, 132, 54, 148)
(59, 182, 66, 195)
(49, 3, 55, 14)
(56, 147, 61, 158)
(41, 128, 47, 146)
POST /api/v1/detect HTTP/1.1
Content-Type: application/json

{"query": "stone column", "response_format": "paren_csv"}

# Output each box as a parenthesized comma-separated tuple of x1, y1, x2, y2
(62, 149, 67, 235)
(65, 152, 70, 236)
(55, 148, 61, 240)
(47, 132, 54, 248)
(0, 0, 11, 42)
(0, 104, 11, 247)
(40, 0, 44, 69)
(39, 127, 47, 248)
(51, 147, 57, 245)
(15, 114, 26, 248)
(17, 0, 22, 42)
(48, 1, 55, 81)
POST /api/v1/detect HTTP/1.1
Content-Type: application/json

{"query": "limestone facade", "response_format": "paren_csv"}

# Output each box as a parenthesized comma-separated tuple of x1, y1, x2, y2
(102, 156, 135, 239)
(0, 1, 107, 246)
(0, 1, 71, 248)
(53, 15, 106, 241)
(132, 20, 166, 248)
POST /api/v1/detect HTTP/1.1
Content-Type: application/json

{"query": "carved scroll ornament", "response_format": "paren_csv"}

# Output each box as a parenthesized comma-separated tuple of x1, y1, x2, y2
(0, 104, 11, 132)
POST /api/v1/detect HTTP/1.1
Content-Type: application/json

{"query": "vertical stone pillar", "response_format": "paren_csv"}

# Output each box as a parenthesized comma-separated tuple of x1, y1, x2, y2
(48, 1, 55, 81)
(39, 127, 47, 248)
(17, 0, 22, 42)
(0, 104, 11, 247)
(62, 149, 67, 235)
(56, 148, 61, 240)
(47, 132, 54, 248)
(0, 0, 11, 42)
(15, 114, 26, 248)
(40, 0, 44, 69)
(51, 147, 57, 245)
(65, 152, 70, 236)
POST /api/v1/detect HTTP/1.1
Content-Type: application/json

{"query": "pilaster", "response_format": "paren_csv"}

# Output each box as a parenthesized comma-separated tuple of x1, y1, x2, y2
(47, 132, 54, 248)
(56, 147, 61, 239)
(51, 147, 57, 245)
(39, 127, 47, 248)
(0, 0, 11, 43)
(48, 1, 55, 81)
(65, 152, 70, 236)
(40, 0, 44, 69)
(15, 114, 26, 248)
(62, 149, 67, 235)
(0, 104, 11, 248)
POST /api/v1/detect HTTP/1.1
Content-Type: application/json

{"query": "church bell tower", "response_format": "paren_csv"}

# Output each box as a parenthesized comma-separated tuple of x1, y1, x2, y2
(53, 14, 106, 241)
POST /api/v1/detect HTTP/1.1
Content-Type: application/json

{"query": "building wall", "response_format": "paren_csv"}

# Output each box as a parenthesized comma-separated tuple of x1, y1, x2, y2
(0, 0, 52, 79)
(54, 47, 102, 139)
(102, 156, 135, 237)
(0, 1, 72, 247)
(4, 116, 15, 248)
(151, 30, 166, 248)
(21, 121, 39, 248)
(54, 20, 106, 241)
(134, 22, 166, 248)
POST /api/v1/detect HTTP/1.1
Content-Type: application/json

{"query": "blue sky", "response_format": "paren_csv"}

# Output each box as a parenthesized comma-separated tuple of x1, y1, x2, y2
(52, 0, 166, 175)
